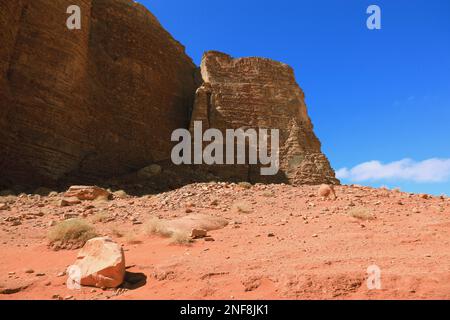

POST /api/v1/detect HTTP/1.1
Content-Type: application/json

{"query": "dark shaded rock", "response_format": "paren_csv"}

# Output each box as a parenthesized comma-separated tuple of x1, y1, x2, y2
(0, 0, 198, 188)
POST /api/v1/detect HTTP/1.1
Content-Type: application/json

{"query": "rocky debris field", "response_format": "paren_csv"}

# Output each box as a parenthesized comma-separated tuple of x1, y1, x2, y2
(0, 183, 449, 300)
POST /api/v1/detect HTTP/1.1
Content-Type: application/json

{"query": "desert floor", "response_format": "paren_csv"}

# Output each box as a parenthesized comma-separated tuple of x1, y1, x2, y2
(1, 183, 449, 300)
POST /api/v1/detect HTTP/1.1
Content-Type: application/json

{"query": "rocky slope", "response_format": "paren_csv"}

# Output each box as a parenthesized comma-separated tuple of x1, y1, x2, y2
(0, 0, 198, 189)
(191, 51, 338, 185)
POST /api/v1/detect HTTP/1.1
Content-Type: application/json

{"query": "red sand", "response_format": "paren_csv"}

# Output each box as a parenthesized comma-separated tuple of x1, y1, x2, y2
(1, 183, 449, 300)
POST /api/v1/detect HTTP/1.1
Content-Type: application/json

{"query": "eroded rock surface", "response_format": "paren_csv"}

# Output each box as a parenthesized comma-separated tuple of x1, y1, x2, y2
(0, 0, 197, 188)
(190, 51, 338, 185)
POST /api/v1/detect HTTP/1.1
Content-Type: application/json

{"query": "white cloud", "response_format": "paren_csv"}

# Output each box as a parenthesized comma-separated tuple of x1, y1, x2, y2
(336, 158, 450, 183)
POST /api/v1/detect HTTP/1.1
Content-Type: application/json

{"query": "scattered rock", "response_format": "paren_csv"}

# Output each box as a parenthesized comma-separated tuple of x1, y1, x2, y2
(137, 164, 162, 179)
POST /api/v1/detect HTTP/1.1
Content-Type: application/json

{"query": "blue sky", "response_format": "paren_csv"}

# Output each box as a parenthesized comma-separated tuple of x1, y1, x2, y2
(140, 0, 450, 195)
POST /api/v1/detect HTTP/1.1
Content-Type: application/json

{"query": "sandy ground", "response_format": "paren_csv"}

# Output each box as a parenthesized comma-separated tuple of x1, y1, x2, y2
(0, 183, 449, 300)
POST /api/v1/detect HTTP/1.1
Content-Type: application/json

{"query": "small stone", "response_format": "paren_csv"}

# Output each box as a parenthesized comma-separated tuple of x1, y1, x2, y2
(204, 237, 215, 242)
(63, 213, 79, 220)
(65, 186, 111, 201)
(74, 237, 125, 288)
(318, 184, 337, 200)
(59, 197, 81, 207)
(267, 233, 275, 237)
(24, 269, 34, 274)
(191, 229, 207, 239)
(312, 234, 318, 238)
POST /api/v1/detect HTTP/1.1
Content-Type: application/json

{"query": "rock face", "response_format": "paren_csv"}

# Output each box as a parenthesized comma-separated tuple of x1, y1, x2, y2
(74, 237, 125, 288)
(190, 51, 338, 185)
(0, 0, 197, 189)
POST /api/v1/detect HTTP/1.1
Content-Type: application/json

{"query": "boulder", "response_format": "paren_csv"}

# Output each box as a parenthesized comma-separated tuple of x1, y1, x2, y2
(190, 51, 339, 185)
(74, 237, 125, 288)
(151, 214, 229, 237)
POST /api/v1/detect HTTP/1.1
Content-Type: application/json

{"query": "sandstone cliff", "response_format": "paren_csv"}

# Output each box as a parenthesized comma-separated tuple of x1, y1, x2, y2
(190, 51, 338, 185)
(0, 0, 198, 188)
(0, 1, 337, 191)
